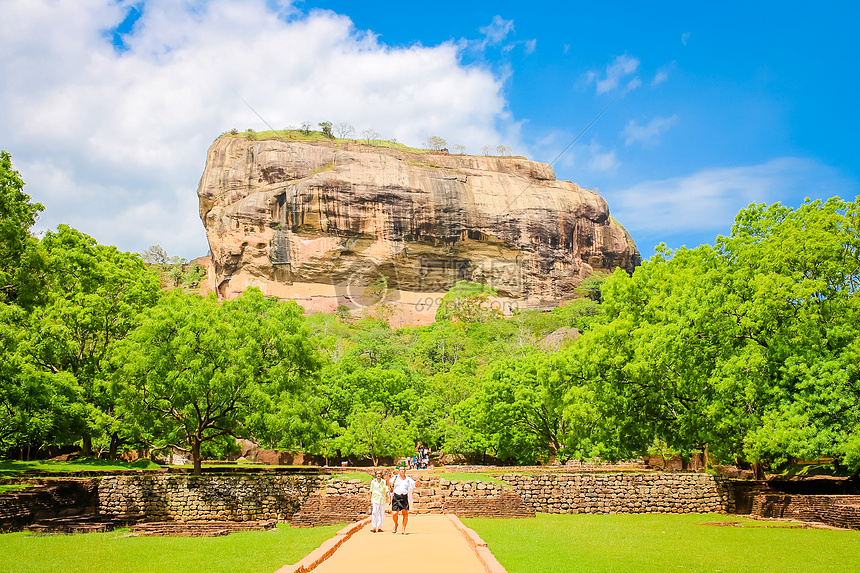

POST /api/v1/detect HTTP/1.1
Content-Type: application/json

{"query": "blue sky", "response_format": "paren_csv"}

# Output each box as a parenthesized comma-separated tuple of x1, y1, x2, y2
(1, 0, 858, 259)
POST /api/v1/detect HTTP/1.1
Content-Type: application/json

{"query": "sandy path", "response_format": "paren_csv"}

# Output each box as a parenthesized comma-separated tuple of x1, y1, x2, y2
(309, 513, 487, 573)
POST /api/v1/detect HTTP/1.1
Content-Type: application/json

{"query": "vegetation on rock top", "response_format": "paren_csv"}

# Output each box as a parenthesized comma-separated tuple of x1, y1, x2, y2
(218, 128, 428, 154)
(217, 127, 523, 158)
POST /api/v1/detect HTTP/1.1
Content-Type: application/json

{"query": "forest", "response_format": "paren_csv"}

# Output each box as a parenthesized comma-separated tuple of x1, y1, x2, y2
(2, 150, 859, 475)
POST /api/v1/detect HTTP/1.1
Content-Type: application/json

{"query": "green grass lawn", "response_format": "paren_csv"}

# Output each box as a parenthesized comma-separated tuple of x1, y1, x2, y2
(220, 129, 428, 153)
(0, 459, 161, 477)
(464, 513, 860, 573)
(439, 471, 507, 486)
(328, 471, 373, 482)
(0, 484, 30, 494)
(0, 523, 341, 573)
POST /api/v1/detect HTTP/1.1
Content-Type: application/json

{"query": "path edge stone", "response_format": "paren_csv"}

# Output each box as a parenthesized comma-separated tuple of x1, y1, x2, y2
(274, 517, 371, 573)
(446, 513, 508, 573)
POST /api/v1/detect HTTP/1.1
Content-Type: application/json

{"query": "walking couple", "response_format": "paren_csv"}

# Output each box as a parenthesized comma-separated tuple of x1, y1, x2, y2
(369, 466, 416, 534)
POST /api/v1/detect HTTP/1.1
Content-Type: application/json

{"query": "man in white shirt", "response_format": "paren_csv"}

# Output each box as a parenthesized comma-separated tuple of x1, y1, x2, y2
(390, 466, 416, 534)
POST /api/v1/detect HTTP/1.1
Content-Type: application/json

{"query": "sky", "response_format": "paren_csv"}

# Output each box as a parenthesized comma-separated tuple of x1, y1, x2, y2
(1, 0, 858, 260)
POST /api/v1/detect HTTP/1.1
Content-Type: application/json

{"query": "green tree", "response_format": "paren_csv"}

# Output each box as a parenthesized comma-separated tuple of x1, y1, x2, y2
(141, 245, 206, 290)
(361, 276, 395, 321)
(141, 245, 169, 265)
(574, 271, 608, 303)
(411, 320, 471, 374)
(338, 405, 413, 466)
(319, 121, 333, 138)
(574, 198, 860, 472)
(118, 289, 319, 474)
(462, 352, 580, 464)
(0, 303, 84, 457)
(0, 150, 44, 305)
(435, 281, 501, 324)
(423, 136, 447, 151)
(19, 225, 161, 457)
(715, 198, 860, 470)
(182, 261, 206, 288)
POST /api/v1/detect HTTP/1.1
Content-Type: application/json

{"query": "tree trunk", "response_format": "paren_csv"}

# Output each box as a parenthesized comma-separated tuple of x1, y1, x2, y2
(108, 432, 121, 460)
(192, 439, 203, 475)
(82, 435, 93, 457)
(192, 440, 203, 475)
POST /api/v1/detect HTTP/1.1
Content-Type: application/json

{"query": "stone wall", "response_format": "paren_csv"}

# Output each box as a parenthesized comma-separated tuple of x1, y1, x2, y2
(21, 471, 854, 531)
(413, 474, 733, 517)
(501, 472, 735, 515)
(96, 473, 737, 524)
(751, 494, 860, 529)
(442, 490, 535, 518)
(0, 479, 98, 530)
(98, 474, 324, 522)
(291, 495, 370, 527)
(12, 471, 859, 531)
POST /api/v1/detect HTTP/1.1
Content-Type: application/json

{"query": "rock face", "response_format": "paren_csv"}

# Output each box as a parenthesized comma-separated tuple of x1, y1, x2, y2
(197, 135, 640, 324)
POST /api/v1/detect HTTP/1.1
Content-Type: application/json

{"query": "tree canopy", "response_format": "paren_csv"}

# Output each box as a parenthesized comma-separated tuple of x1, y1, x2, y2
(570, 198, 860, 472)
(0, 151, 44, 305)
(117, 289, 320, 473)
(3, 152, 859, 476)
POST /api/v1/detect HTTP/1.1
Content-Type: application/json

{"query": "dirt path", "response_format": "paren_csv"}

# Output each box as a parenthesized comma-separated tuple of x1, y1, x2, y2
(307, 513, 488, 573)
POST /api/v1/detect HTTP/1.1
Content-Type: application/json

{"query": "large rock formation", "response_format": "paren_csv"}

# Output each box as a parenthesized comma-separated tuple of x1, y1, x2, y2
(197, 135, 640, 325)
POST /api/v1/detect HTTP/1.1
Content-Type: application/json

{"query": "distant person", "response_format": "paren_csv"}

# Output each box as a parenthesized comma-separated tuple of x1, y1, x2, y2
(383, 470, 394, 506)
(391, 466, 416, 534)
(369, 469, 389, 533)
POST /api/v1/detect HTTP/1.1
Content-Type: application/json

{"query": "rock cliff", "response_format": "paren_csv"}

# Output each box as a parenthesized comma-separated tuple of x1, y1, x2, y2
(197, 135, 640, 325)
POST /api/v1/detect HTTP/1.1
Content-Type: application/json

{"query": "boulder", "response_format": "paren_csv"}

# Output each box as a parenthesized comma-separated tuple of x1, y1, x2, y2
(197, 136, 640, 325)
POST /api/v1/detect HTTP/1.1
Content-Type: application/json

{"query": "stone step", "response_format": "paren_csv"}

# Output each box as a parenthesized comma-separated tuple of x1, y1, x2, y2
(130, 520, 277, 537)
(26, 515, 138, 534)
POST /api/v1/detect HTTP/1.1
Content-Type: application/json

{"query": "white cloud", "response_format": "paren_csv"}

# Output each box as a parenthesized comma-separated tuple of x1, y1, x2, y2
(590, 54, 640, 95)
(524, 39, 537, 54)
(623, 115, 679, 146)
(478, 15, 515, 48)
(682, 32, 691, 46)
(587, 144, 620, 172)
(623, 77, 642, 94)
(651, 62, 674, 87)
(1, 0, 512, 258)
(607, 158, 858, 238)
